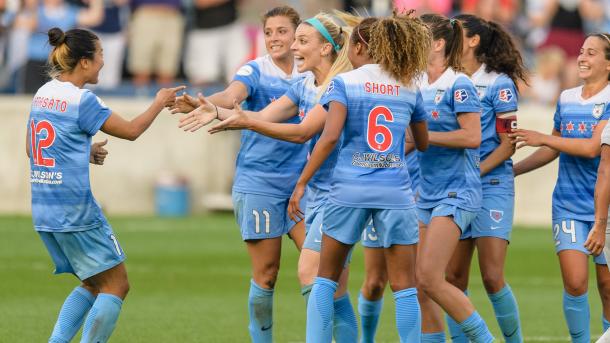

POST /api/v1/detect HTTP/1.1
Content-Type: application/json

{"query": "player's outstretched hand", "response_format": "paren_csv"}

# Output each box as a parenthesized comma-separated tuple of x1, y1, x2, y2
(208, 100, 249, 134)
(170, 93, 199, 114)
(288, 182, 306, 222)
(509, 129, 546, 149)
(90, 139, 108, 165)
(179, 94, 217, 132)
(155, 85, 187, 108)
(585, 223, 605, 256)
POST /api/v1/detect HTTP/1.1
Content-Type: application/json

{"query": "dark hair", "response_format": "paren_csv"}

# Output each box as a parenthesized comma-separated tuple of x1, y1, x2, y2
(369, 13, 430, 85)
(47, 27, 99, 77)
(350, 17, 377, 47)
(454, 14, 528, 86)
(587, 33, 610, 81)
(262, 6, 301, 29)
(420, 13, 463, 72)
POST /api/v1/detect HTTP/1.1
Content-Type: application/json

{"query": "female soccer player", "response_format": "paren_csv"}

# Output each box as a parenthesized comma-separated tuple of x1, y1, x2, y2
(179, 12, 358, 342)
(294, 14, 430, 342)
(27, 27, 182, 343)
(442, 14, 527, 343)
(415, 13, 494, 343)
(171, 7, 309, 342)
(512, 32, 610, 343)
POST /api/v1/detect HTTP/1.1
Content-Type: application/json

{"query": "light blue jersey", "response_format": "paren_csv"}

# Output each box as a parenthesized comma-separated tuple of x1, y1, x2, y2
(319, 64, 426, 209)
(232, 55, 309, 197)
(285, 73, 336, 207)
(472, 64, 519, 194)
(417, 68, 482, 212)
(28, 79, 111, 232)
(552, 85, 610, 221)
(406, 151, 420, 193)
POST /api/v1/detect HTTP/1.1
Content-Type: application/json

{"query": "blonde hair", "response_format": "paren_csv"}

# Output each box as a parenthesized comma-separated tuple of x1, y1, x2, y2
(369, 13, 431, 86)
(304, 13, 354, 99)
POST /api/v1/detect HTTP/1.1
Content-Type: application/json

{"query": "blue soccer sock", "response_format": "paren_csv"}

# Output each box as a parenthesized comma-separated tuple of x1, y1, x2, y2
(333, 293, 358, 343)
(447, 289, 469, 343)
(603, 315, 610, 332)
(306, 277, 338, 343)
(49, 286, 96, 343)
(489, 284, 522, 342)
(421, 331, 446, 342)
(458, 311, 494, 343)
(302, 284, 313, 306)
(358, 292, 383, 343)
(563, 291, 590, 343)
(247, 280, 274, 343)
(393, 288, 421, 343)
(80, 293, 123, 343)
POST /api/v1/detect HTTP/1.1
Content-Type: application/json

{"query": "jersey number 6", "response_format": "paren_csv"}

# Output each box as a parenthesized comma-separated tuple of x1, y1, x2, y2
(367, 106, 394, 152)
(30, 119, 56, 167)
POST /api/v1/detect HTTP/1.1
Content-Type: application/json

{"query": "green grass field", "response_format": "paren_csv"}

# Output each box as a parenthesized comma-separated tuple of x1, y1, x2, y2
(0, 214, 605, 342)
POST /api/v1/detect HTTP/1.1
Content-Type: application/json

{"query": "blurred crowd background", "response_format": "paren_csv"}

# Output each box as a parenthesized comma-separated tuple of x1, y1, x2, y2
(0, 0, 608, 105)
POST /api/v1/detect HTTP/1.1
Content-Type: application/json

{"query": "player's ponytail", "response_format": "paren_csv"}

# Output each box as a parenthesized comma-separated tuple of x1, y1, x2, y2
(47, 27, 99, 78)
(420, 13, 463, 72)
(454, 14, 529, 87)
(369, 12, 430, 85)
(304, 13, 353, 99)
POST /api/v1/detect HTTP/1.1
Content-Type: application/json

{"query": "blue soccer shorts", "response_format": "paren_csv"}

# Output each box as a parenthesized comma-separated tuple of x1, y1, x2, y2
(323, 203, 419, 248)
(553, 218, 607, 265)
(232, 191, 304, 241)
(468, 193, 514, 241)
(417, 204, 478, 239)
(38, 223, 125, 280)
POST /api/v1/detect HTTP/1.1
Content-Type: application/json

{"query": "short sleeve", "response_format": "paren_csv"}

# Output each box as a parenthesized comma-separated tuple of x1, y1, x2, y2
(601, 122, 610, 146)
(452, 76, 481, 114)
(232, 61, 260, 96)
(285, 78, 304, 105)
(411, 91, 427, 122)
(319, 77, 347, 110)
(491, 76, 519, 113)
(78, 91, 111, 136)
(553, 101, 562, 132)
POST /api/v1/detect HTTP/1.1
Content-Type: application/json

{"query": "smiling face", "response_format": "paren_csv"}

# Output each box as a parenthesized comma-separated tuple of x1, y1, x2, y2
(577, 36, 610, 82)
(82, 40, 104, 84)
(290, 23, 331, 73)
(263, 15, 296, 61)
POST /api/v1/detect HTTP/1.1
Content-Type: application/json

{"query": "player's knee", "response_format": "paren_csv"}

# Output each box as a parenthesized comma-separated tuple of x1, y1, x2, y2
(362, 277, 387, 299)
(481, 271, 505, 294)
(445, 269, 468, 291)
(416, 268, 441, 295)
(255, 263, 280, 289)
(563, 281, 588, 296)
(298, 262, 317, 286)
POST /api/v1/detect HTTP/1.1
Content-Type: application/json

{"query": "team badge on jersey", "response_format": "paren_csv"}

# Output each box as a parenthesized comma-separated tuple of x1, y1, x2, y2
(434, 90, 445, 104)
(490, 210, 504, 223)
(454, 89, 468, 103)
(499, 89, 513, 103)
(476, 85, 487, 99)
(431, 110, 440, 120)
(236, 65, 254, 76)
(593, 103, 606, 119)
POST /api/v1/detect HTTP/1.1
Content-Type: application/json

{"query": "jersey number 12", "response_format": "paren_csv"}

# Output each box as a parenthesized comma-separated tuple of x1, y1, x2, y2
(30, 119, 56, 167)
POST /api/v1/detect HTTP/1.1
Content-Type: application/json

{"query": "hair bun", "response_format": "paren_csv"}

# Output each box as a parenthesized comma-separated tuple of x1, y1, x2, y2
(48, 27, 66, 47)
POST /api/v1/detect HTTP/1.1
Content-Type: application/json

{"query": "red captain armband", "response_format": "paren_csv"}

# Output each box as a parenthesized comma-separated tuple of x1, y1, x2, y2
(496, 112, 517, 133)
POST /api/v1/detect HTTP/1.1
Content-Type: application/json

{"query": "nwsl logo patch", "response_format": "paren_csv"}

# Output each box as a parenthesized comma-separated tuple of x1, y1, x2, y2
(325, 81, 335, 96)
(593, 103, 606, 119)
(490, 210, 504, 223)
(454, 89, 468, 103)
(499, 89, 513, 103)
(434, 90, 445, 104)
